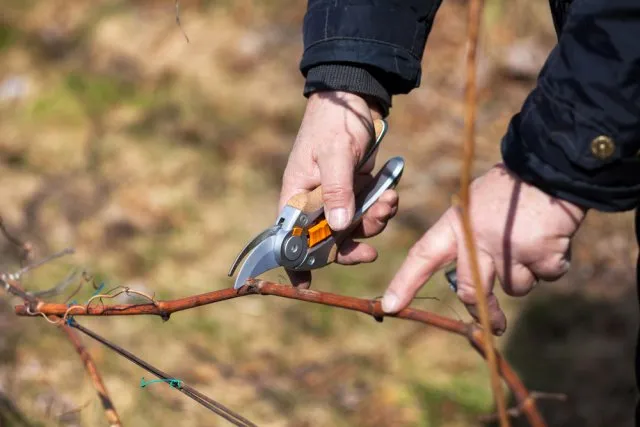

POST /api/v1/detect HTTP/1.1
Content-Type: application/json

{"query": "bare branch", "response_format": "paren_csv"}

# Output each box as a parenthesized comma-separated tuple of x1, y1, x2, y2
(175, 0, 190, 43)
(6, 265, 253, 425)
(31, 268, 80, 299)
(478, 392, 568, 423)
(17, 279, 548, 426)
(56, 400, 91, 422)
(13, 247, 75, 280)
(1, 274, 121, 426)
(0, 216, 33, 264)
(458, 0, 510, 425)
(1, 277, 37, 305)
(60, 325, 122, 426)
(71, 320, 257, 426)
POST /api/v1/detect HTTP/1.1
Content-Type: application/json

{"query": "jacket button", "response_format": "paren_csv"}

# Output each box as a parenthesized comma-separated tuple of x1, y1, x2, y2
(590, 135, 615, 159)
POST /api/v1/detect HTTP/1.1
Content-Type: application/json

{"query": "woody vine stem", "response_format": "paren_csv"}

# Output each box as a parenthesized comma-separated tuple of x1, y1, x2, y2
(458, 0, 511, 425)
(15, 280, 549, 426)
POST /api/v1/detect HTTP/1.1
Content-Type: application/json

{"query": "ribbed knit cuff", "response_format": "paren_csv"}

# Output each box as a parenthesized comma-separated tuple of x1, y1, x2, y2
(303, 64, 392, 116)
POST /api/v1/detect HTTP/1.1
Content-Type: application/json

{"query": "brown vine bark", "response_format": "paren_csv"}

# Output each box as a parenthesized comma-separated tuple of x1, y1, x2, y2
(60, 325, 122, 426)
(2, 277, 122, 427)
(16, 279, 546, 427)
(460, 0, 510, 425)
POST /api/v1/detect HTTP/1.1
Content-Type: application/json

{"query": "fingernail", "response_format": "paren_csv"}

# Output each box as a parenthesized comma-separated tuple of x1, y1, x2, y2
(381, 290, 399, 313)
(328, 208, 348, 230)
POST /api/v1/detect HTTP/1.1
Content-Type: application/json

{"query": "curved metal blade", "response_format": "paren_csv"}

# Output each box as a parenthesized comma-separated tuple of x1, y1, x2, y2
(228, 226, 279, 277)
(233, 236, 279, 289)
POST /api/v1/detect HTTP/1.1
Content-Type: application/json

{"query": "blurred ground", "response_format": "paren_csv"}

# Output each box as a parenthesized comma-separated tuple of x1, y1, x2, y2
(0, 0, 637, 426)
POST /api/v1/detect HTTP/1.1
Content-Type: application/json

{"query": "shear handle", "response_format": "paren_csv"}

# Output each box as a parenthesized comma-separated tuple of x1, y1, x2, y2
(288, 156, 405, 271)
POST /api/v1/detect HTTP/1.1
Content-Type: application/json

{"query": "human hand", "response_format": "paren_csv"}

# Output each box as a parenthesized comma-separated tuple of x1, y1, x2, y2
(279, 91, 399, 287)
(381, 164, 587, 335)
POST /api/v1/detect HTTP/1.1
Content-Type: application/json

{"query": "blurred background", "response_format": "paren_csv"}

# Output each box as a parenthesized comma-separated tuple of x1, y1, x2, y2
(0, 0, 637, 426)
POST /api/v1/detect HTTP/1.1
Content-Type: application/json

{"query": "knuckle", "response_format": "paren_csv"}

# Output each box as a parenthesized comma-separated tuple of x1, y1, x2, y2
(319, 135, 368, 167)
(456, 285, 477, 305)
(282, 164, 306, 185)
(530, 253, 571, 283)
(501, 268, 538, 297)
(407, 241, 435, 263)
(372, 201, 393, 221)
(503, 282, 532, 297)
(551, 251, 572, 274)
(388, 205, 399, 219)
(366, 216, 388, 235)
(322, 183, 353, 204)
(281, 169, 294, 186)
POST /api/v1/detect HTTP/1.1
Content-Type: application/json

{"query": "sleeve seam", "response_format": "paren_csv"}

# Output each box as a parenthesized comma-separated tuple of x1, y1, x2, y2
(303, 37, 421, 60)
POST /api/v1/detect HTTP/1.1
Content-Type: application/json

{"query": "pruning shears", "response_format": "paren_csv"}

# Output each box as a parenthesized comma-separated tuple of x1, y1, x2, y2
(228, 119, 405, 289)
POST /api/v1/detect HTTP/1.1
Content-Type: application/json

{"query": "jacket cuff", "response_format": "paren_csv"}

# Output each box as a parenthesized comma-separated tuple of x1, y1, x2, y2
(303, 64, 391, 116)
(300, 3, 441, 95)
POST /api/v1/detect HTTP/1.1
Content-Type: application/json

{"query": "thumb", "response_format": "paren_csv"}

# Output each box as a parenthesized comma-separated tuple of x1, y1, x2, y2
(316, 141, 360, 231)
(382, 211, 458, 313)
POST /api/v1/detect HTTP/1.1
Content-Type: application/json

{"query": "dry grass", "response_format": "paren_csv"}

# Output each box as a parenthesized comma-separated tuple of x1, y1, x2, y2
(0, 1, 637, 426)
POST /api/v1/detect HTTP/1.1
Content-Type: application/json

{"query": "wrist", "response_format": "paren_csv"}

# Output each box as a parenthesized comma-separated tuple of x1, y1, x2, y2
(307, 91, 383, 122)
(502, 163, 589, 219)
(303, 64, 391, 116)
(360, 94, 384, 120)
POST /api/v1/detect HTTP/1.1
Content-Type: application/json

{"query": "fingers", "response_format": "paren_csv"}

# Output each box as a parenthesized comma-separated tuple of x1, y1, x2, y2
(332, 189, 397, 265)
(382, 211, 458, 313)
(382, 207, 506, 335)
(316, 141, 360, 231)
(493, 240, 572, 296)
(350, 189, 399, 239)
(336, 239, 378, 265)
(525, 247, 571, 283)
(285, 269, 312, 289)
(493, 258, 539, 297)
(455, 249, 507, 335)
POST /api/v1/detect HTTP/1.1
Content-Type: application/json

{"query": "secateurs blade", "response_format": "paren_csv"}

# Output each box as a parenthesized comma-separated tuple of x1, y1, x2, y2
(228, 119, 405, 290)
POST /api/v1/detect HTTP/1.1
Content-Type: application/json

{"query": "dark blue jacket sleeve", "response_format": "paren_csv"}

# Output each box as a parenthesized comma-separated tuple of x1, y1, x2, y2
(502, 0, 640, 212)
(300, 0, 443, 114)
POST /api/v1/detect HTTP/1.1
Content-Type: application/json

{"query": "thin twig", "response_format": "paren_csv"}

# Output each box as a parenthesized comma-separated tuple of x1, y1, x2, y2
(71, 320, 257, 427)
(0, 216, 33, 263)
(2, 275, 121, 426)
(478, 392, 568, 423)
(64, 271, 95, 304)
(56, 399, 91, 422)
(459, 0, 510, 425)
(31, 268, 79, 299)
(13, 248, 75, 280)
(1, 276, 38, 304)
(60, 325, 121, 427)
(0, 219, 119, 425)
(18, 279, 547, 426)
(175, 0, 190, 42)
